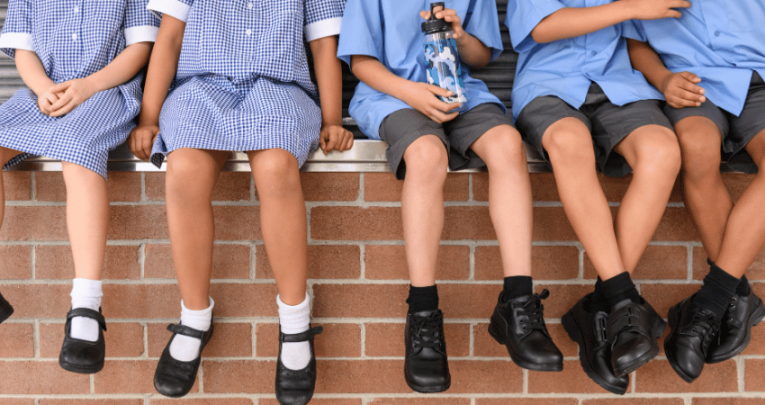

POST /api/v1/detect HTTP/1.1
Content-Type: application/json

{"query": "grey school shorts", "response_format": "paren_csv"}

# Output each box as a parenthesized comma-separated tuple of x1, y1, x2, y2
(378, 103, 514, 180)
(516, 82, 673, 177)
(663, 71, 765, 174)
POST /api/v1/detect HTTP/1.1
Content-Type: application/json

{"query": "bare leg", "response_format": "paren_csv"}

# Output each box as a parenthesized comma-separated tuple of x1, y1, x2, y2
(469, 125, 533, 277)
(401, 135, 448, 287)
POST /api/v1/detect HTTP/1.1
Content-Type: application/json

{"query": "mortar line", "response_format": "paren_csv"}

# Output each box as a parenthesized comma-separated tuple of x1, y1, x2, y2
(30, 172, 36, 201)
(140, 172, 147, 202)
(250, 241, 257, 280)
(687, 244, 694, 281)
(360, 322, 366, 357)
(469, 245, 476, 281)
(358, 172, 365, 202)
(468, 173, 474, 202)
(33, 319, 40, 358)
(359, 244, 366, 280)
(30, 245, 36, 280)
(143, 322, 148, 358)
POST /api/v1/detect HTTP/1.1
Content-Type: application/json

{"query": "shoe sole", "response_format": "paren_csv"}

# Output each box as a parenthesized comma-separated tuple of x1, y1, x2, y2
(665, 305, 697, 383)
(0, 303, 14, 324)
(488, 322, 563, 372)
(612, 317, 667, 377)
(59, 356, 104, 374)
(561, 311, 627, 395)
(404, 372, 451, 393)
(707, 299, 765, 364)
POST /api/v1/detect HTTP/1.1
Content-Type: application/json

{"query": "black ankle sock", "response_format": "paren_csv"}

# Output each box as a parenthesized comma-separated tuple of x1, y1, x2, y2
(737, 275, 751, 296)
(501, 276, 533, 302)
(693, 264, 741, 320)
(407, 284, 439, 314)
(585, 277, 609, 313)
(601, 272, 641, 311)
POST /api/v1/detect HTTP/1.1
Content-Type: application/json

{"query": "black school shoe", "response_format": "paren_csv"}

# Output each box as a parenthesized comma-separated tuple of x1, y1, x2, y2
(154, 322, 214, 398)
(562, 294, 629, 395)
(665, 296, 720, 383)
(707, 288, 765, 363)
(607, 298, 666, 377)
(0, 291, 13, 324)
(275, 326, 323, 405)
(488, 289, 563, 371)
(404, 309, 451, 393)
(59, 308, 107, 374)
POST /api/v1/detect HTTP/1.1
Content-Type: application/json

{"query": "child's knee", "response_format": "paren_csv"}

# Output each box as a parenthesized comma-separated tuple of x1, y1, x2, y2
(251, 150, 301, 195)
(166, 157, 216, 201)
(403, 136, 448, 182)
(479, 128, 527, 169)
(632, 132, 682, 179)
(543, 127, 594, 166)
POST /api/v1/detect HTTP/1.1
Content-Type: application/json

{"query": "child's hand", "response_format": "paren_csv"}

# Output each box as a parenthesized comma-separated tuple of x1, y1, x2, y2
(624, 0, 691, 20)
(402, 82, 461, 124)
(420, 7, 467, 43)
(320, 124, 354, 153)
(129, 124, 160, 161)
(36, 86, 63, 116)
(47, 78, 99, 117)
(660, 71, 706, 109)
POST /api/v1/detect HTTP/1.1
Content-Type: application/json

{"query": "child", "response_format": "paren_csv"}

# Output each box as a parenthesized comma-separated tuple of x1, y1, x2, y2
(129, 0, 352, 401)
(0, 0, 158, 373)
(338, 0, 563, 394)
(506, 0, 689, 394)
(626, 2, 765, 383)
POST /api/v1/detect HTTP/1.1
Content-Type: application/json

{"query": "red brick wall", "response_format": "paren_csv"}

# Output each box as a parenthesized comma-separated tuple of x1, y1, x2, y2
(0, 171, 763, 404)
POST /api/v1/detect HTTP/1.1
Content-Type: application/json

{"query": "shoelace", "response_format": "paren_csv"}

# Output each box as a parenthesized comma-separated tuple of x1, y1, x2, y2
(517, 289, 550, 333)
(687, 309, 720, 350)
(411, 311, 444, 350)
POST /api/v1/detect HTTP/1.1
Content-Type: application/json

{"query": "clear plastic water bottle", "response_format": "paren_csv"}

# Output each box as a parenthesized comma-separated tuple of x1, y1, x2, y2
(421, 2, 467, 112)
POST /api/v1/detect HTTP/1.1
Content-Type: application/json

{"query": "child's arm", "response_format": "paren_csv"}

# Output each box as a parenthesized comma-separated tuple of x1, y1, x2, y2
(420, 7, 491, 69)
(129, 16, 186, 161)
(531, 0, 690, 44)
(46, 42, 153, 118)
(15, 50, 58, 114)
(627, 39, 705, 109)
(310, 36, 354, 153)
(351, 55, 461, 124)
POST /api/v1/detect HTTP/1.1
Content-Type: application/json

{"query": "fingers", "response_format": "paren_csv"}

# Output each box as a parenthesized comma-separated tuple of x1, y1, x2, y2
(49, 99, 76, 117)
(319, 133, 328, 153)
(672, 0, 692, 9)
(420, 10, 430, 20)
(429, 108, 459, 124)
(38, 98, 52, 115)
(667, 95, 701, 108)
(342, 134, 354, 151)
(671, 87, 705, 104)
(425, 84, 454, 98)
(50, 91, 74, 112)
(50, 81, 72, 94)
(325, 131, 339, 152)
(679, 71, 702, 84)
(666, 10, 682, 18)
(141, 132, 155, 161)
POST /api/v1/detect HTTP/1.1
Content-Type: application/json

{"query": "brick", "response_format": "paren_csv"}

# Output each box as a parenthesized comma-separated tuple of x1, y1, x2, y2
(1, 284, 70, 318)
(365, 245, 469, 280)
(100, 284, 180, 319)
(5, 171, 32, 200)
(746, 324, 765, 355)
(0, 245, 32, 279)
(477, 400, 578, 405)
(532, 207, 579, 241)
(653, 207, 700, 241)
(34, 172, 66, 202)
(35, 245, 140, 280)
(0, 323, 34, 357)
(476, 173, 563, 202)
(364, 322, 469, 357)
(449, 360, 523, 393)
(640, 283, 700, 318)
(94, 359, 197, 394)
(529, 359, 621, 393)
(693, 246, 765, 281)
(0, 361, 89, 394)
(203, 359, 275, 393)
(0, 206, 68, 241)
(583, 400, 683, 405)
(256, 323, 361, 357)
(41, 401, 143, 405)
(693, 400, 765, 405)
(311, 206, 402, 241)
(108, 205, 168, 240)
(301, 172, 359, 201)
(474, 323, 576, 358)
(369, 400, 469, 405)
(152, 401, 253, 405)
(213, 206, 261, 240)
(475, 245, 579, 281)
(107, 172, 142, 202)
(364, 172, 469, 202)
(209, 283, 278, 317)
(746, 359, 765, 392)
(442, 207, 497, 240)
(144, 243, 250, 279)
(40, 322, 144, 358)
(1, 400, 34, 405)
(146, 172, 252, 201)
(635, 359, 737, 392)
(257, 244, 360, 280)
(584, 245, 687, 280)
(313, 284, 407, 318)
(262, 399, 358, 405)
(149, 322, 251, 357)
(723, 173, 755, 202)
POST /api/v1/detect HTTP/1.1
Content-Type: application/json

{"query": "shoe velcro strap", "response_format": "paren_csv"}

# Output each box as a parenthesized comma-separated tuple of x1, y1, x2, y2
(66, 308, 107, 331)
(280, 326, 323, 343)
(167, 323, 207, 340)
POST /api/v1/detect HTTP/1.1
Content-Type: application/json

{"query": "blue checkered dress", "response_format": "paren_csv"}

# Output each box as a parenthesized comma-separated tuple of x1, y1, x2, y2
(146, 0, 344, 168)
(0, 0, 160, 179)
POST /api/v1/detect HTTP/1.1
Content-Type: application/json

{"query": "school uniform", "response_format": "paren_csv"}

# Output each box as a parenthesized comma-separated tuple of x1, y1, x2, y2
(624, 2, 765, 173)
(146, 0, 344, 168)
(506, 0, 672, 177)
(0, 0, 160, 179)
(337, 0, 512, 179)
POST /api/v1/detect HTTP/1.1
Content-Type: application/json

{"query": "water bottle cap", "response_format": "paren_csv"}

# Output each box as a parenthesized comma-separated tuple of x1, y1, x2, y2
(421, 2, 451, 34)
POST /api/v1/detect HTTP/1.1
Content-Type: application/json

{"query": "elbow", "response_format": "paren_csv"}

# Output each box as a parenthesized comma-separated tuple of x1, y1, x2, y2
(530, 28, 554, 44)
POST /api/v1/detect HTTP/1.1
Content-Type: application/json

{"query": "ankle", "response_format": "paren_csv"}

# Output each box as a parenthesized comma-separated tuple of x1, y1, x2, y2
(407, 284, 439, 314)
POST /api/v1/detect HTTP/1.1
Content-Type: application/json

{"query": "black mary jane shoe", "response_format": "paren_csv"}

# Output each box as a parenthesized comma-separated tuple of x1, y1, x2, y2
(404, 309, 451, 393)
(607, 298, 666, 377)
(488, 289, 563, 371)
(154, 323, 214, 398)
(707, 288, 765, 363)
(275, 326, 324, 405)
(59, 308, 107, 374)
(0, 291, 14, 324)
(665, 296, 720, 383)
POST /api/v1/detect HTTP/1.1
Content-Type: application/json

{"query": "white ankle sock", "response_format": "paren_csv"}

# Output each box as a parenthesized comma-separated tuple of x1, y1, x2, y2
(70, 278, 103, 342)
(169, 298, 214, 362)
(277, 294, 312, 370)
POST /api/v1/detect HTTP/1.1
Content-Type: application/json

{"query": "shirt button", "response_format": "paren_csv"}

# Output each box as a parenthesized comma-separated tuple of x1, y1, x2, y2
(590, 50, 597, 56)
(714, 30, 721, 37)
(247, 3, 253, 9)
(246, 29, 252, 36)
(72, 33, 78, 40)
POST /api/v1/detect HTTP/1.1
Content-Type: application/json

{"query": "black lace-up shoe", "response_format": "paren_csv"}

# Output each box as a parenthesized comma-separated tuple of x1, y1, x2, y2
(404, 309, 450, 393)
(607, 298, 666, 377)
(59, 308, 107, 374)
(154, 323, 214, 398)
(665, 296, 720, 383)
(275, 326, 323, 405)
(707, 288, 765, 363)
(488, 289, 563, 371)
(0, 291, 13, 324)
(562, 294, 629, 395)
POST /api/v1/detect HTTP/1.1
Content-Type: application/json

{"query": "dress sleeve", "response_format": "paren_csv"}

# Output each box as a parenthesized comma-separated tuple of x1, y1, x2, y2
(621, 19, 647, 42)
(336, 0, 383, 68)
(464, 0, 504, 62)
(0, 0, 34, 58)
(505, 0, 565, 53)
(304, 0, 344, 42)
(125, 0, 161, 45)
(146, 0, 194, 23)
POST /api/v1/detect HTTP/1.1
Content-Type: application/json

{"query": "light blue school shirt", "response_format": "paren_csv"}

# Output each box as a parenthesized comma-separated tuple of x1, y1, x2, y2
(624, 1, 765, 117)
(337, 0, 505, 140)
(505, 0, 663, 120)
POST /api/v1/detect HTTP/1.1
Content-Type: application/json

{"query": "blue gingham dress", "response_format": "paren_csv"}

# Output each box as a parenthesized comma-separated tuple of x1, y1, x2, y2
(146, 0, 344, 168)
(0, 0, 160, 179)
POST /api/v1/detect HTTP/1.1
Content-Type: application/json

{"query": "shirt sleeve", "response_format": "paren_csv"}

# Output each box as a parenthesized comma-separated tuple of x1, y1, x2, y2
(147, 0, 194, 23)
(0, 0, 34, 58)
(464, 0, 504, 62)
(125, 0, 161, 45)
(305, 0, 344, 42)
(505, 0, 565, 53)
(621, 19, 647, 42)
(336, 0, 383, 68)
